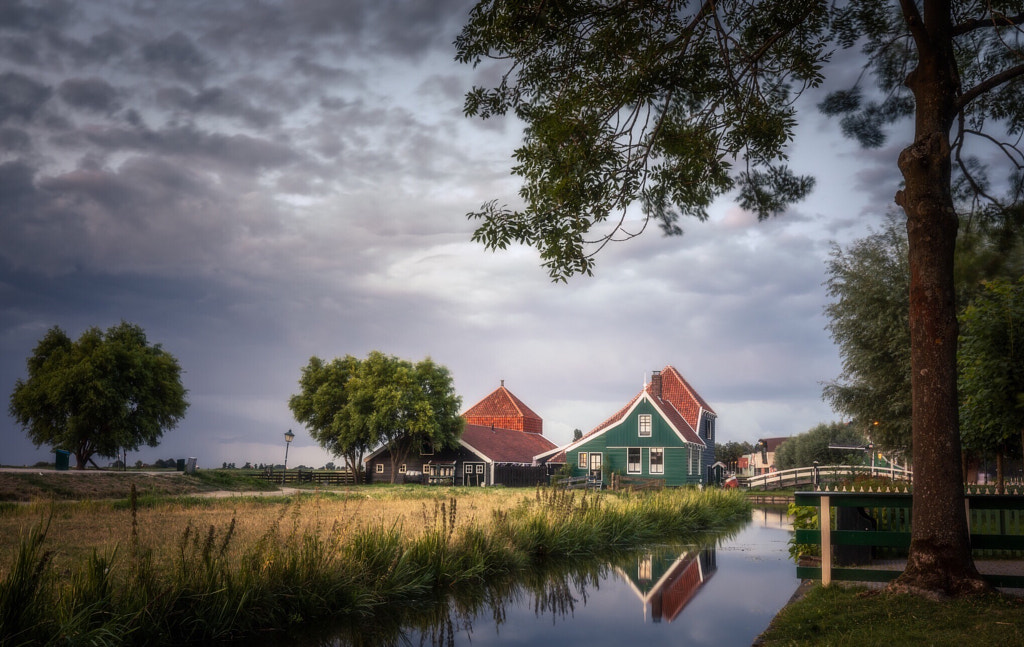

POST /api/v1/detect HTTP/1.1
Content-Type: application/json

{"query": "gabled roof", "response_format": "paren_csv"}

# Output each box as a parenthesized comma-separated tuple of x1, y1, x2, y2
(462, 383, 543, 434)
(460, 424, 557, 464)
(660, 366, 716, 430)
(558, 365, 712, 455)
(757, 436, 791, 452)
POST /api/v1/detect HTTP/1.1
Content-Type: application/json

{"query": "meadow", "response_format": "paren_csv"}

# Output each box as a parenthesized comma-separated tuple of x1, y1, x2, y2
(0, 483, 750, 646)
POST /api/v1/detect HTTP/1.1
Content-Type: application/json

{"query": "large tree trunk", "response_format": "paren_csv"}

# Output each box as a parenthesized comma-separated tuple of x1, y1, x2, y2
(891, 0, 986, 596)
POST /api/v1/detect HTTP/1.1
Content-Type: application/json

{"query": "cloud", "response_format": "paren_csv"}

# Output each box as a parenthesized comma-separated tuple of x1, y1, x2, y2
(58, 77, 119, 113)
(140, 32, 211, 85)
(0, 71, 51, 123)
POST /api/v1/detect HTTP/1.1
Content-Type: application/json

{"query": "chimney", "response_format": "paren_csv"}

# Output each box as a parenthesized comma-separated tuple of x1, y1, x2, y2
(650, 370, 662, 399)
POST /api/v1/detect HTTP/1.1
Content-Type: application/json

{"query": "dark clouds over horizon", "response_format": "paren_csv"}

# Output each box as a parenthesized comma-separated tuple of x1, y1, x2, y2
(1, 0, 898, 468)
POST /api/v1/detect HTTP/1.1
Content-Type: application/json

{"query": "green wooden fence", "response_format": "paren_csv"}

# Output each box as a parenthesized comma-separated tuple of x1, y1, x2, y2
(794, 491, 1024, 588)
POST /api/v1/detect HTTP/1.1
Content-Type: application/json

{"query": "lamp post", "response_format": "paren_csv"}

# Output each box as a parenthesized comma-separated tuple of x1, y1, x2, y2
(283, 429, 295, 481)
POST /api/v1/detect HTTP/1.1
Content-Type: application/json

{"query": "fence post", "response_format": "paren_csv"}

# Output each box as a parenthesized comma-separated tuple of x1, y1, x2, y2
(820, 494, 832, 587)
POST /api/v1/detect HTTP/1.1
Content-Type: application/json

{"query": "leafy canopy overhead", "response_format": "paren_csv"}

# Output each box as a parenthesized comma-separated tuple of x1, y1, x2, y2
(8, 322, 188, 469)
(456, 0, 830, 279)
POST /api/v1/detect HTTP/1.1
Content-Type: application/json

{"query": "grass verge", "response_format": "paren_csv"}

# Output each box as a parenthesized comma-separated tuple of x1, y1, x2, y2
(0, 486, 749, 646)
(756, 584, 1024, 646)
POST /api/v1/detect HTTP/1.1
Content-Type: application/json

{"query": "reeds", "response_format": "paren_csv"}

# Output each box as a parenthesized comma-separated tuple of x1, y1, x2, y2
(0, 486, 748, 646)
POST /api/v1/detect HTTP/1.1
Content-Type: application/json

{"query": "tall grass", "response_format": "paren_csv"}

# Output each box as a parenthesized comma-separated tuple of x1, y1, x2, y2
(0, 486, 749, 646)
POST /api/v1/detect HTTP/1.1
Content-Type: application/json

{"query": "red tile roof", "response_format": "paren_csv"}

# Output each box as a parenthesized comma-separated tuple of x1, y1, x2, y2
(460, 424, 557, 464)
(568, 365, 712, 450)
(462, 384, 543, 434)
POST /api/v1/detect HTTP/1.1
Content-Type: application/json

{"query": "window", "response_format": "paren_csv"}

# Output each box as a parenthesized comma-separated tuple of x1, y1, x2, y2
(375, 463, 384, 473)
(638, 414, 652, 437)
(650, 448, 664, 474)
(627, 448, 641, 474)
(578, 452, 588, 469)
(399, 464, 407, 474)
(689, 448, 702, 475)
(476, 464, 484, 474)
(589, 453, 603, 473)
(465, 463, 474, 474)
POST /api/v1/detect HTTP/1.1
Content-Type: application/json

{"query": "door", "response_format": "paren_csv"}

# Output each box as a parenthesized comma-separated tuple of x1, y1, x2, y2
(589, 452, 603, 478)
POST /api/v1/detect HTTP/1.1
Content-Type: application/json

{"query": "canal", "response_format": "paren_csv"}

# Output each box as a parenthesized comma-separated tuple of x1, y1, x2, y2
(263, 506, 797, 646)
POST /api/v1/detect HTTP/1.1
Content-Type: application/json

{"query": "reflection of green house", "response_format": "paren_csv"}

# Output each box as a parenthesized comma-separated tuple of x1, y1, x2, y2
(614, 545, 717, 623)
(542, 366, 716, 486)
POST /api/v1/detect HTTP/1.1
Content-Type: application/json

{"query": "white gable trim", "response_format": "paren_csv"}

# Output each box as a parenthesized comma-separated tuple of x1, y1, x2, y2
(560, 392, 703, 454)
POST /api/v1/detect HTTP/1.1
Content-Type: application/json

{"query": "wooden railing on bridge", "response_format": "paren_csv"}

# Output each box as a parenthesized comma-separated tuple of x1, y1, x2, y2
(255, 468, 359, 486)
(794, 490, 1024, 588)
(746, 464, 912, 491)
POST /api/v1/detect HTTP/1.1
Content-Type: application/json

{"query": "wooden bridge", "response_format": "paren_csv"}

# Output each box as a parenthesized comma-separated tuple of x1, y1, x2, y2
(746, 464, 913, 490)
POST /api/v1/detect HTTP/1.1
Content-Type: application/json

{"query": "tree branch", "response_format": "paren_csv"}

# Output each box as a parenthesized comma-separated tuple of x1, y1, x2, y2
(957, 62, 1024, 110)
(954, 13, 1024, 37)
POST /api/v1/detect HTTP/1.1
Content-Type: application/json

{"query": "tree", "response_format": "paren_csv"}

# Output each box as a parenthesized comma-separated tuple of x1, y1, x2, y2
(289, 355, 369, 476)
(773, 423, 869, 471)
(290, 352, 464, 483)
(823, 214, 912, 456)
(9, 322, 188, 469)
(348, 353, 464, 483)
(824, 212, 1024, 458)
(573, 428, 583, 441)
(716, 440, 754, 471)
(959, 278, 1024, 493)
(457, 0, 1024, 594)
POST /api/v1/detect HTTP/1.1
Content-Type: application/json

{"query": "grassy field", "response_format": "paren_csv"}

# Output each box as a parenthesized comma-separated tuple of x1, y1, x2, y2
(0, 477, 751, 646)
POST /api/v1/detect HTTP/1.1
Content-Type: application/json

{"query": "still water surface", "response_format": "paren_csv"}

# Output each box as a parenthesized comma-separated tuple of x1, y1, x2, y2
(274, 507, 796, 647)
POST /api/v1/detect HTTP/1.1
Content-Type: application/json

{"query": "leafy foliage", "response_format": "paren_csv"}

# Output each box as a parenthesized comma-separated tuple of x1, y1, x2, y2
(456, 0, 830, 280)
(959, 278, 1024, 464)
(823, 215, 912, 455)
(773, 422, 868, 471)
(290, 352, 463, 482)
(8, 322, 188, 469)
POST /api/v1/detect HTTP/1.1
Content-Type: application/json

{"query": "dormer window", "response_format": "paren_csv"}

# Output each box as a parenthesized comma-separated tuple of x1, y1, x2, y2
(638, 414, 652, 437)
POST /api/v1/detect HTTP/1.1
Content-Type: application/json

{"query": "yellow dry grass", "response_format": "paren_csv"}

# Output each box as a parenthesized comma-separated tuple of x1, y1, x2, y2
(0, 488, 534, 573)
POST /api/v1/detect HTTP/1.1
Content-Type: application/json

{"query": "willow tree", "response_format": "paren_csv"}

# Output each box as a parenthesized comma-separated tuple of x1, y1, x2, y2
(457, 0, 1024, 595)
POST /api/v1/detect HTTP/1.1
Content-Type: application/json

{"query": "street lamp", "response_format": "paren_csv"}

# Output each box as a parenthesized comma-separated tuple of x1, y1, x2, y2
(283, 429, 295, 472)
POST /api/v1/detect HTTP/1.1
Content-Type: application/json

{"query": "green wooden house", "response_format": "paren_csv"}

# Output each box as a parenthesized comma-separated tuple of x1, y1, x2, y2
(541, 366, 716, 487)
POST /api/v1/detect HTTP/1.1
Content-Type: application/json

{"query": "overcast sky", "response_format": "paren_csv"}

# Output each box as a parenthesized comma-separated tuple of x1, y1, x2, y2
(1, 0, 902, 469)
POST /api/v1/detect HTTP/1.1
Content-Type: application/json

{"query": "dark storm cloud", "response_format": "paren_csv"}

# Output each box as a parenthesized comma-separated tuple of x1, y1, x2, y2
(0, 0, 70, 31)
(141, 32, 210, 85)
(156, 85, 280, 128)
(58, 77, 118, 113)
(0, 126, 30, 151)
(0, 71, 51, 122)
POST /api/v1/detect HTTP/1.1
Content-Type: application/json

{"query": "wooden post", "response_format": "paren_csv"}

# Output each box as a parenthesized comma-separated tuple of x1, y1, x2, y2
(820, 495, 832, 587)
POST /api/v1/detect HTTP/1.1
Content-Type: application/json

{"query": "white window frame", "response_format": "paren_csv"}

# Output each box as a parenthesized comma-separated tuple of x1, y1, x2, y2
(399, 464, 407, 474)
(465, 463, 474, 475)
(578, 452, 588, 469)
(638, 414, 652, 437)
(627, 447, 642, 474)
(476, 464, 484, 474)
(649, 448, 664, 474)
(375, 463, 384, 474)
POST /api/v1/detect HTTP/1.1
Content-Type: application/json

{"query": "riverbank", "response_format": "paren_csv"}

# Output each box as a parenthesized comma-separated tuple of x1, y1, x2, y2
(756, 582, 1024, 645)
(0, 486, 750, 645)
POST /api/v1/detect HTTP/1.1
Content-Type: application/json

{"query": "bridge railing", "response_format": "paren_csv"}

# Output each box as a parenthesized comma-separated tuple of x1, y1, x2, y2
(794, 491, 1024, 588)
(746, 464, 912, 491)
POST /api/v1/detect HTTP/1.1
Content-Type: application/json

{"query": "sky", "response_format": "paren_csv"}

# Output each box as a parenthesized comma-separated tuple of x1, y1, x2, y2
(0, 0, 904, 469)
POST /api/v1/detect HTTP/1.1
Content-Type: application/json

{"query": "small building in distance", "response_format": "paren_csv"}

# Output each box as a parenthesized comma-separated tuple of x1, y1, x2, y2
(365, 381, 557, 486)
(748, 436, 790, 475)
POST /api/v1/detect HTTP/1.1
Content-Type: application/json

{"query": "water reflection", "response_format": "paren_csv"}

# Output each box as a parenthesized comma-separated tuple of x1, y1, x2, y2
(615, 545, 717, 623)
(255, 509, 795, 647)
